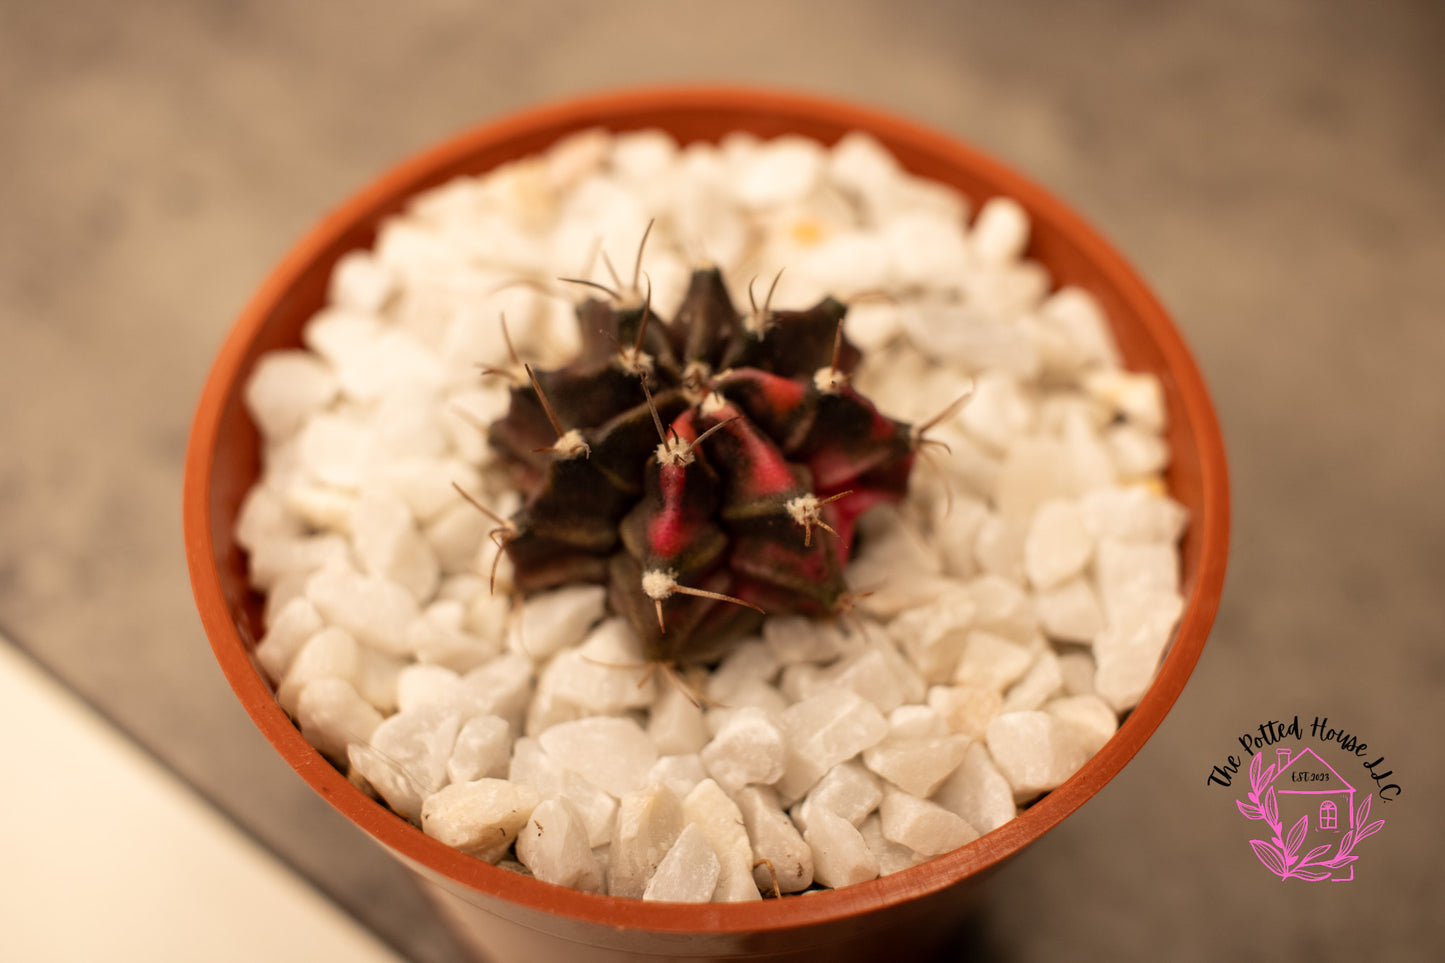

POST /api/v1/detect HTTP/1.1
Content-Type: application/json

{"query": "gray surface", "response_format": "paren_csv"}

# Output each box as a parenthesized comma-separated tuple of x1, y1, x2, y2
(2, 1, 1441, 960)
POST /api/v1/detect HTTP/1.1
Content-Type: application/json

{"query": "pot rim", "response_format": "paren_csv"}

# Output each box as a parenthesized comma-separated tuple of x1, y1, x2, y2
(183, 83, 1229, 935)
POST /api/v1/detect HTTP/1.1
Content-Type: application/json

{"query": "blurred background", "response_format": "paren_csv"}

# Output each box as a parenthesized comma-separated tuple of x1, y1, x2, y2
(1, 1, 1441, 959)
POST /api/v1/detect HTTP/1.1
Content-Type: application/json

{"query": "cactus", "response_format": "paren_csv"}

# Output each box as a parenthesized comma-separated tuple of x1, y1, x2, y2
(478, 240, 927, 666)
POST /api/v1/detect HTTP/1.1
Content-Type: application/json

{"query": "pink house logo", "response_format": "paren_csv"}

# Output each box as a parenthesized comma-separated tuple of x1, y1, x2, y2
(1237, 746, 1384, 881)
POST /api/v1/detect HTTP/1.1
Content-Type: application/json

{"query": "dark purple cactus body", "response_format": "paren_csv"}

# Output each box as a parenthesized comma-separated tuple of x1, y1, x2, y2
(486, 266, 916, 664)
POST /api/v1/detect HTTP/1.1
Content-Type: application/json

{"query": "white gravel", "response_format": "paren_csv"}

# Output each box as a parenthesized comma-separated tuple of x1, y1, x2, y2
(239, 127, 1188, 900)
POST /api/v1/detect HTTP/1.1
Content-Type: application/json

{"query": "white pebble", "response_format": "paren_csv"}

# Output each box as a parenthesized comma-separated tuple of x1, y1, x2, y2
(507, 738, 617, 847)
(1057, 650, 1097, 696)
(903, 302, 1039, 379)
(283, 481, 358, 534)
(932, 742, 1018, 833)
(1023, 499, 1092, 590)
(610, 128, 679, 185)
(507, 584, 607, 660)
(1079, 487, 1189, 544)
(353, 647, 404, 714)
(804, 805, 879, 890)
(993, 437, 1073, 521)
(305, 560, 420, 657)
(244, 350, 339, 441)
(1105, 424, 1171, 478)
(328, 249, 396, 313)
(1044, 694, 1118, 755)
(973, 513, 1027, 582)
(966, 574, 1040, 644)
(298, 411, 375, 488)
(844, 505, 942, 590)
(859, 814, 928, 876)
(248, 533, 350, 593)
(255, 596, 324, 684)
(736, 786, 813, 894)
(543, 127, 611, 192)
(297, 678, 383, 763)
(732, 135, 824, 210)
(276, 627, 360, 716)
(883, 213, 972, 290)
(960, 374, 1034, 454)
(235, 484, 301, 552)
(406, 607, 499, 674)
(538, 717, 658, 799)
(952, 631, 1034, 693)
(303, 307, 381, 373)
(796, 760, 882, 832)
(351, 704, 463, 820)
(933, 496, 990, 579)
(927, 684, 1004, 741)
(777, 687, 889, 803)
(1034, 577, 1105, 645)
(887, 594, 975, 685)
(447, 715, 512, 784)
(351, 488, 440, 603)
(985, 711, 1089, 802)
(1039, 287, 1120, 371)
(647, 754, 708, 803)
(1093, 590, 1185, 712)
(970, 196, 1030, 265)
(762, 616, 846, 666)
(1084, 370, 1166, 433)
(647, 684, 710, 757)
(643, 823, 720, 903)
(842, 301, 904, 352)
(421, 778, 538, 862)
(608, 784, 684, 899)
(700, 707, 786, 793)
(522, 683, 585, 740)
(926, 426, 1001, 504)
(1060, 407, 1119, 491)
(704, 640, 780, 705)
(887, 704, 947, 740)
(878, 787, 979, 856)
(516, 797, 604, 893)
(827, 131, 903, 211)
(682, 779, 761, 902)
(395, 663, 461, 714)
(1001, 650, 1063, 713)
(539, 618, 656, 715)
(823, 646, 909, 714)
(1093, 538, 1180, 621)
(862, 733, 970, 798)
(458, 653, 535, 730)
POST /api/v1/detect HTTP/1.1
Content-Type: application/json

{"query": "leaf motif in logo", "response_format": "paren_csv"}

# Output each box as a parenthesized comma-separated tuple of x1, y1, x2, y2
(1293, 868, 1332, 882)
(1249, 752, 1264, 791)
(1285, 815, 1308, 859)
(1236, 799, 1264, 820)
(1358, 818, 1384, 843)
(1355, 793, 1371, 829)
(1250, 839, 1288, 878)
(1264, 786, 1280, 827)
(1302, 843, 1332, 865)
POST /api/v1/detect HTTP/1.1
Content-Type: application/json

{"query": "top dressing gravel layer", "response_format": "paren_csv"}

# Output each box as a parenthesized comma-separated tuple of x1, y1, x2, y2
(237, 128, 1187, 901)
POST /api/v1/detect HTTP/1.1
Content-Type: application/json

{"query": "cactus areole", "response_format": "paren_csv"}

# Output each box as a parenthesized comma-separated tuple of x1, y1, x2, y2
(483, 259, 919, 666)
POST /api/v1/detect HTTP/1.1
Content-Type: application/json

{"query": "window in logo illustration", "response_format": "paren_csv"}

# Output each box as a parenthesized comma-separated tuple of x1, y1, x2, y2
(1236, 747, 1384, 881)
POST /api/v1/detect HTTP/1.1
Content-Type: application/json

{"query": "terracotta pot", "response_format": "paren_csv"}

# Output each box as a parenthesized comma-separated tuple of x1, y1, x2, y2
(183, 86, 1229, 962)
